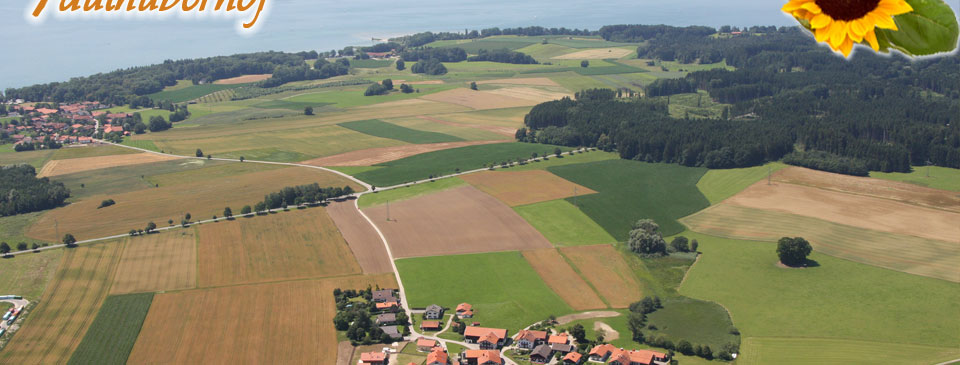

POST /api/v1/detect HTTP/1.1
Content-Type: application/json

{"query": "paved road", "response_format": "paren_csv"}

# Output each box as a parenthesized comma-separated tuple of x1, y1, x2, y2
(5, 140, 586, 364)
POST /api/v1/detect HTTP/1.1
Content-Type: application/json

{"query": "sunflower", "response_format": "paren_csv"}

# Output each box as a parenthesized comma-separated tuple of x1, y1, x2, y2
(782, 0, 913, 57)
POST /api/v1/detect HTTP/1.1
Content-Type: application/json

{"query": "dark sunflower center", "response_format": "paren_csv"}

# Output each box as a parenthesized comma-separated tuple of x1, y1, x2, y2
(814, 0, 881, 21)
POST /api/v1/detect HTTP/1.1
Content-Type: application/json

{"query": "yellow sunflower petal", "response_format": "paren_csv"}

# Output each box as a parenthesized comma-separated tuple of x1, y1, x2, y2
(810, 14, 833, 29)
(865, 29, 880, 51)
(850, 18, 868, 36)
(781, 0, 812, 12)
(878, 0, 913, 15)
(839, 38, 854, 57)
(829, 21, 848, 49)
(872, 13, 899, 30)
(815, 26, 831, 42)
(800, 2, 822, 14)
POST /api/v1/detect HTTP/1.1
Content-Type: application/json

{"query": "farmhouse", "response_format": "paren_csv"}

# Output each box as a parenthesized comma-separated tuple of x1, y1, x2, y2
(377, 313, 397, 325)
(426, 347, 451, 365)
(461, 349, 503, 365)
(463, 326, 508, 349)
(417, 338, 439, 352)
(513, 329, 548, 349)
(563, 352, 584, 364)
(381, 325, 403, 340)
(456, 303, 474, 318)
(376, 301, 399, 312)
(549, 333, 570, 345)
(552, 343, 575, 354)
(420, 320, 442, 331)
(373, 289, 398, 302)
(359, 351, 388, 365)
(588, 344, 669, 365)
(530, 344, 553, 364)
(425, 304, 444, 319)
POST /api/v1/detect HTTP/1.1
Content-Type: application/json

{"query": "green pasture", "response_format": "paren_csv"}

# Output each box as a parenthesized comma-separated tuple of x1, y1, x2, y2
(148, 83, 248, 103)
(0, 244, 62, 300)
(351, 59, 394, 68)
(514, 199, 616, 246)
(870, 166, 960, 191)
(696, 162, 788, 204)
(737, 337, 960, 365)
(68, 293, 154, 365)
(339, 119, 464, 144)
(358, 177, 466, 209)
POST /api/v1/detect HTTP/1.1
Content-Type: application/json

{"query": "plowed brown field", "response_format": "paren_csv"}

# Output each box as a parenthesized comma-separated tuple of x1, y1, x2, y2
(522, 248, 606, 310)
(560, 245, 644, 308)
(325, 200, 393, 274)
(461, 170, 597, 206)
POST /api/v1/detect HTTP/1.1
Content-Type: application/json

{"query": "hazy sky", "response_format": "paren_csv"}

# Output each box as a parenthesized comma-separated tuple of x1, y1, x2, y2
(1, 0, 957, 88)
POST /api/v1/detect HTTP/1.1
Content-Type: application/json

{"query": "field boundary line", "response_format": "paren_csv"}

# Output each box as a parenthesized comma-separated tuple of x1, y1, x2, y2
(555, 248, 611, 309)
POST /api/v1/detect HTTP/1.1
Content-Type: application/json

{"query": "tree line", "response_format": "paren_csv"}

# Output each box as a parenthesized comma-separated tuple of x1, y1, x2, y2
(0, 164, 70, 216)
(467, 48, 538, 64)
(390, 27, 595, 48)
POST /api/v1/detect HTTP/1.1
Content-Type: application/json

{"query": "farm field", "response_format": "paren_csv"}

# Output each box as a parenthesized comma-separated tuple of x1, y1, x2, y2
(414, 114, 516, 137)
(559, 245, 645, 308)
(37, 152, 181, 177)
(681, 204, 959, 282)
(548, 160, 710, 239)
(772, 166, 960, 212)
(476, 77, 560, 86)
(460, 170, 596, 207)
(383, 116, 511, 141)
(870, 166, 960, 192)
(281, 83, 456, 109)
(723, 180, 959, 243)
(148, 83, 246, 103)
(357, 176, 466, 208)
(432, 107, 528, 129)
(67, 293, 154, 365)
(509, 150, 620, 171)
(696, 163, 788, 204)
(551, 47, 634, 59)
(48, 159, 245, 201)
(127, 274, 396, 364)
(397, 251, 572, 332)
(27, 165, 361, 241)
(338, 119, 464, 144)
(364, 185, 552, 258)
(643, 296, 739, 351)
(514, 199, 617, 246)
(197, 207, 361, 287)
(737, 337, 960, 365)
(301, 140, 504, 167)
(213, 74, 271, 84)
(0, 211, 50, 249)
(0, 149, 54, 168)
(324, 200, 393, 274)
(110, 230, 197, 294)
(521, 248, 607, 310)
(0, 247, 62, 300)
(50, 144, 138, 160)
(679, 232, 960, 349)
(421, 87, 569, 110)
(0, 242, 123, 364)
(353, 142, 571, 187)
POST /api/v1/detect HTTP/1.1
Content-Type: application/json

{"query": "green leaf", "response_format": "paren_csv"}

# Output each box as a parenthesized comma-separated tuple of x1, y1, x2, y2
(876, 0, 960, 56)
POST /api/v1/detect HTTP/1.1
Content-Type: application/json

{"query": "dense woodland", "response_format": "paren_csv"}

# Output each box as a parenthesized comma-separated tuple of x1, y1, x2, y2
(468, 49, 538, 64)
(0, 165, 71, 216)
(390, 27, 595, 47)
(521, 29, 959, 173)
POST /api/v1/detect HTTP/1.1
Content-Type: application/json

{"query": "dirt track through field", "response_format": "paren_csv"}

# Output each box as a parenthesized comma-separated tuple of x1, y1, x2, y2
(725, 180, 960, 243)
(364, 185, 552, 258)
(300, 140, 505, 166)
(523, 249, 607, 310)
(326, 200, 393, 274)
(37, 153, 181, 177)
(461, 170, 597, 206)
(111, 230, 197, 294)
(772, 167, 960, 213)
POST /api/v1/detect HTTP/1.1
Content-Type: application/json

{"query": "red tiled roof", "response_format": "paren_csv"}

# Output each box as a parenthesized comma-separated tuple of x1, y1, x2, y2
(589, 344, 617, 357)
(463, 326, 507, 341)
(421, 320, 442, 329)
(464, 350, 502, 365)
(563, 352, 582, 362)
(456, 303, 472, 312)
(417, 338, 438, 348)
(426, 347, 448, 364)
(513, 329, 548, 342)
(548, 333, 569, 344)
(360, 351, 386, 362)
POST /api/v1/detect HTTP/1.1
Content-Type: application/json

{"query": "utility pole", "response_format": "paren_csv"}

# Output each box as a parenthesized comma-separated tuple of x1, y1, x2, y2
(386, 200, 390, 222)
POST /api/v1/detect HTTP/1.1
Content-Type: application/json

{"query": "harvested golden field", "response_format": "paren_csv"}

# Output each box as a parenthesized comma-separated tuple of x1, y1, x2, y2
(110, 229, 197, 295)
(433, 108, 528, 129)
(27, 166, 361, 241)
(417, 115, 516, 137)
(560, 245, 644, 308)
(461, 170, 597, 206)
(682, 204, 960, 282)
(213, 74, 272, 84)
(522, 248, 606, 310)
(0, 242, 123, 363)
(724, 181, 960, 243)
(551, 47, 634, 59)
(421, 88, 545, 110)
(37, 152, 181, 177)
(301, 140, 504, 166)
(197, 208, 362, 287)
(772, 166, 960, 212)
(483, 87, 571, 104)
(325, 200, 393, 274)
(364, 185, 553, 258)
(127, 274, 396, 365)
(477, 77, 560, 86)
(393, 79, 445, 85)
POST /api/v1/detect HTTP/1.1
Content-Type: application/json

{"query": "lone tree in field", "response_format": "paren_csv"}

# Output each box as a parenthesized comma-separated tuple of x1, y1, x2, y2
(304, 106, 314, 115)
(581, 60, 589, 68)
(777, 237, 813, 267)
(195, 148, 203, 157)
(62, 233, 77, 247)
(669, 236, 689, 252)
(470, 82, 478, 90)
(0, 242, 10, 255)
(185, 212, 192, 221)
(628, 219, 667, 256)
(382, 78, 394, 90)
(690, 239, 699, 252)
(395, 59, 405, 71)
(224, 207, 233, 218)
(146, 221, 157, 233)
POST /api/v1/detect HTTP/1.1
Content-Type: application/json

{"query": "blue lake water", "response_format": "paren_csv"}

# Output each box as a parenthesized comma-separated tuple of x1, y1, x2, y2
(1, 0, 956, 88)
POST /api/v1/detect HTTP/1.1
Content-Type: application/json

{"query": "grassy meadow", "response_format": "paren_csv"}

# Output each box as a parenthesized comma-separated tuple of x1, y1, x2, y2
(870, 166, 960, 191)
(358, 176, 466, 208)
(696, 162, 788, 204)
(0, 247, 62, 300)
(339, 119, 464, 144)
(514, 199, 617, 246)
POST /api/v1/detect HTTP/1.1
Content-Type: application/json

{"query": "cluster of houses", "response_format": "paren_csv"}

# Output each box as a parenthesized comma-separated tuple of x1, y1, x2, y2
(3, 101, 132, 147)
(373, 289, 405, 341)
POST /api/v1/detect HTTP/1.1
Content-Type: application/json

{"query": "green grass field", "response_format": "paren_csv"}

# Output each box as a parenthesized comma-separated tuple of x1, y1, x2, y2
(148, 83, 247, 103)
(339, 119, 464, 144)
(696, 162, 787, 204)
(870, 166, 960, 192)
(67, 293, 154, 365)
(679, 232, 960, 349)
(0, 149, 53, 168)
(644, 296, 739, 351)
(50, 159, 239, 200)
(514, 199, 616, 246)
(120, 139, 161, 152)
(50, 145, 138, 160)
(0, 211, 51, 248)
(737, 337, 960, 364)
(396, 251, 572, 332)
(358, 177, 466, 208)
(351, 59, 394, 68)
(0, 248, 62, 300)
(282, 83, 455, 108)
(251, 100, 333, 111)
(548, 160, 710, 239)
(430, 37, 541, 52)
(353, 142, 571, 187)
(509, 150, 619, 171)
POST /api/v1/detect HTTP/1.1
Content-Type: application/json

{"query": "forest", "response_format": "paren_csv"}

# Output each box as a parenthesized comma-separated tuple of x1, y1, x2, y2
(520, 29, 959, 173)
(467, 49, 538, 64)
(0, 164, 71, 216)
(390, 27, 595, 47)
